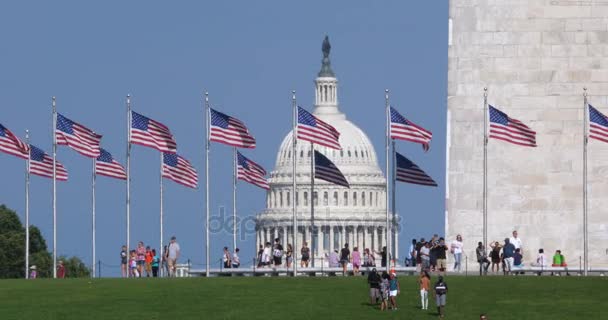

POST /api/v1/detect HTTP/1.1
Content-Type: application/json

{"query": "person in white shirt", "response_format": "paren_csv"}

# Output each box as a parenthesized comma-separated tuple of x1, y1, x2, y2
(262, 242, 272, 268)
(509, 230, 523, 251)
(232, 248, 240, 268)
(167, 236, 180, 277)
(450, 235, 464, 272)
(535, 248, 547, 276)
(420, 242, 431, 271)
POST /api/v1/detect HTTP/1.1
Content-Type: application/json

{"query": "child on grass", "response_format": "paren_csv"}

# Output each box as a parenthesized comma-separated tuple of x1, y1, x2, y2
(389, 273, 400, 310)
(379, 272, 390, 311)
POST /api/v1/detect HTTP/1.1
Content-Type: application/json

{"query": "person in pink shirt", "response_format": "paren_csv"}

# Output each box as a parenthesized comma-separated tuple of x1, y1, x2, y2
(352, 247, 361, 275)
(136, 241, 146, 278)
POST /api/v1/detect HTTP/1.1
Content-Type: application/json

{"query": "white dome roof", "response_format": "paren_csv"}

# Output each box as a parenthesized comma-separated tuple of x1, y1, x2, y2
(271, 111, 385, 185)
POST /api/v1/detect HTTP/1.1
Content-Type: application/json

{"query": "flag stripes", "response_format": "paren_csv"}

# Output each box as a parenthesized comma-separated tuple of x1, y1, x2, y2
(210, 108, 256, 148)
(489, 105, 537, 147)
(589, 105, 608, 144)
(237, 151, 269, 190)
(390, 107, 432, 151)
(162, 153, 198, 188)
(314, 150, 349, 188)
(395, 152, 436, 187)
(0, 123, 29, 159)
(297, 107, 341, 150)
(55, 113, 102, 158)
(29, 144, 68, 181)
(130, 111, 177, 153)
(95, 148, 127, 180)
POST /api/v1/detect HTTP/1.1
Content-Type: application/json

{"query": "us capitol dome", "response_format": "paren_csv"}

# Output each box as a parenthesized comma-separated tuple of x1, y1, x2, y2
(255, 37, 397, 265)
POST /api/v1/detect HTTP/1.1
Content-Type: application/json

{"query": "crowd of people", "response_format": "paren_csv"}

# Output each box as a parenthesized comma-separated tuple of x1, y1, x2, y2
(254, 238, 390, 273)
(120, 236, 180, 278)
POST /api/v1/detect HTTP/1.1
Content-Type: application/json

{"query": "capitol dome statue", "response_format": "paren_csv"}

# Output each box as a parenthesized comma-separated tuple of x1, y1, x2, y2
(255, 37, 396, 266)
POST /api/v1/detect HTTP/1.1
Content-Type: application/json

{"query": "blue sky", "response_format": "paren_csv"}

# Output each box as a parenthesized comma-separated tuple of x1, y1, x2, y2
(0, 1, 448, 275)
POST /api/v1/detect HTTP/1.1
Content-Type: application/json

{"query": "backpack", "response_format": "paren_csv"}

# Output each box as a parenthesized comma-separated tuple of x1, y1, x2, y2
(435, 281, 447, 295)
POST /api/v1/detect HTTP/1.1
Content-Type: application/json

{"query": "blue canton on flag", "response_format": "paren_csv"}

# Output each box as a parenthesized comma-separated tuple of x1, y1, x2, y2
(95, 148, 127, 180)
(589, 105, 608, 144)
(162, 152, 198, 188)
(297, 107, 341, 150)
(0, 123, 29, 159)
(237, 151, 269, 190)
(488, 105, 536, 147)
(56, 113, 102, 158)
(209, 108, 256, 148)
(29, 144, 68, 181)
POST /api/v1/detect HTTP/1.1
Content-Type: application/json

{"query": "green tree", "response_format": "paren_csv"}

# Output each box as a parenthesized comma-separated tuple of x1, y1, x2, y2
(0, 205, 52, 278)
(58, 255, 91, 278)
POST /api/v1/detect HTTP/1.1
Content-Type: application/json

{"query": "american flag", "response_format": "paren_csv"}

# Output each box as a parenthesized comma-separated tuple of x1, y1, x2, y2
(589, 105, 608, 143)
(95, 148, 127, 180)
(489, 105, 537, 147)
(131, 111, 177, 153)
(314, 150, 349, 188)
(162, 153, 198, 189)
(29, 144, 68, 181)
(390, 107, 432, 151)
(210, 108, 256, 148)
(56, 113, 102, 158)
(297, 107, 341, 150)
(0, 123, 29, 159)
(395, 152, 437, 187)
(237, 151, 269, 190)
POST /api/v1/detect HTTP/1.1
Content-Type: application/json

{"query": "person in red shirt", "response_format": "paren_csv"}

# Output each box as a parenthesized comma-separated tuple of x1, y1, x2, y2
(57, 260, 66, 278)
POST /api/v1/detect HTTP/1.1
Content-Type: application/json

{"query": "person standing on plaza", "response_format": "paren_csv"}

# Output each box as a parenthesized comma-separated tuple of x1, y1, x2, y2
(262, 242, 272, 268)
(145, 246, 153, 277)
(415, 238, 426, 270)
(450, 235, 464, 272)
(429, 235, 439, 271)
(167, 236, 180, 277)
(434, 275, 448, 318)
(162, 245, 170, 276)
(256, 244, 264, 268)
(273, 238, 284, 267)
(57, 260, 66, 278)
(375, 246, 388, 268)
(489, 241, 502, 273)
(223, 247, 232, 269)
(120, 245, 128, 278)
(476, 242, 491, 275)
(136, 241, 146, 277)
(232, 248, 241, 268)
(300, 242, 310, 268)
(340, 243, 351, 275)
(352, 247, 361, 275)
(406, 238, 417, 267)
(502, 238, 515, 275)
(435, 238, 449, 275)
(419, 271, 431, 310)
(285, 244, 292, 268)
(151, 249, 160, 277)
(509, 230, 523, 253)
(420, 242, 431, 271)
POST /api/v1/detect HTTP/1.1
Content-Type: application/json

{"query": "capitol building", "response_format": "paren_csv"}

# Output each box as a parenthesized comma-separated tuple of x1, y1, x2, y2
(255, 38, 396, 265)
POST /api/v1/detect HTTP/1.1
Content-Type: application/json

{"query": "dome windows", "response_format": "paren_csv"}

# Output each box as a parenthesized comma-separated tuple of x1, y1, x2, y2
(343, 192, 348, 206)
(333, 192, 338, 206)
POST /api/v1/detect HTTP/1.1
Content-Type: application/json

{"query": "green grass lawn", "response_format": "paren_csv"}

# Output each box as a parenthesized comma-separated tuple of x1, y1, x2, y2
(0, 276, 605, 319)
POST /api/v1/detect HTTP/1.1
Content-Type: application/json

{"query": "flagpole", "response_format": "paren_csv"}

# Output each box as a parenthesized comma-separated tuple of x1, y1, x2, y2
(160, 152, 164, 277)
(583, 87, 589, 276)
(483, 88, 488, 251)
(310, 142, 315, 268)
(126, 94, 132, 262)
(92, 158, 96, 278)
(233, 147, 237, 252)
(391, 139, 397, 262)
(52, 96, 57, 278)
(205, 91, 210, 277)
(291, 90, 298, 276)
(25, 129, 30, 279)
(384, 89, 390, 273)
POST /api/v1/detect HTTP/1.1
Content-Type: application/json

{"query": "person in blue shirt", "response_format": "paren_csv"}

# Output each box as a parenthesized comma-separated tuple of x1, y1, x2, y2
(502, 238, 516, 275)
(151, 249, 160, 277)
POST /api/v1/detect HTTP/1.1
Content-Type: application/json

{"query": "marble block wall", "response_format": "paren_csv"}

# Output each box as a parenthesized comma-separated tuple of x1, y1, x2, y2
(447, 0, 608, 268)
